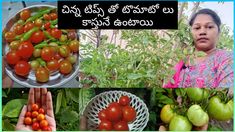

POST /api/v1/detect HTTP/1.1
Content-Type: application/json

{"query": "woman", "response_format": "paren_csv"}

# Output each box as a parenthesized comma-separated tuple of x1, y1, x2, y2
(164, 8, 233, 88)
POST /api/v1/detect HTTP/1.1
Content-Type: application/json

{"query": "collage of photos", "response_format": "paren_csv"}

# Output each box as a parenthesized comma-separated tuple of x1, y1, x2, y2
(2, 0, 234, 131)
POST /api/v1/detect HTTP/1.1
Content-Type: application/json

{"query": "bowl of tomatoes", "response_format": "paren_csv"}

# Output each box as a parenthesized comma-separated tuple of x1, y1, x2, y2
(3, 5, 80, 87)
(82, 91, 149, 131)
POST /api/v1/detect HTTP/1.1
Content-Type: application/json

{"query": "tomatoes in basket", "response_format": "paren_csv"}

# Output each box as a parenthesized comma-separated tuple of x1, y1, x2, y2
(113, 121, 129, 131)
(99, 120, 113, 131)
(14, 61, 30, 76)
(119, 96, 130, 106)
(122, 106, 136, 123)
(20, 9, 31, 20)
(31, 30, 44, 44)
(35, 67, 49, 83)
(106, 102, 123, 122)
(17, 41, 34, 59)
(6, 51, 20, 65)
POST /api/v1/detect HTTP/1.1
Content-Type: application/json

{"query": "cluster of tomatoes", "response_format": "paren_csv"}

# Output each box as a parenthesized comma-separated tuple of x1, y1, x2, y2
(24, 104, 51, 131)
(5, 8, 79, 83)
(98, 95, 137, 131)
(160, 88, 233, 131)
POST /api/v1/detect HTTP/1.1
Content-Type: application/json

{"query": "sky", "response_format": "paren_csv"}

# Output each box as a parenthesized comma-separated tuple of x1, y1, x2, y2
(185, 2, 234, 35)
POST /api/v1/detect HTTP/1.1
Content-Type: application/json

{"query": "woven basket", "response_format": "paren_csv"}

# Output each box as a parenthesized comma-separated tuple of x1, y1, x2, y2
(82, 90, 149, 131)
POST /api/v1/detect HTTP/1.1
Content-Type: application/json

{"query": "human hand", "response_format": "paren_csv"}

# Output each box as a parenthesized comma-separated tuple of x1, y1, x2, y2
(15, 88, 56, 131)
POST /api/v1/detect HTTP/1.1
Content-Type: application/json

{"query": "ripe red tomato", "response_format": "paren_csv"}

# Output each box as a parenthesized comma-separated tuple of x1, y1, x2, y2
(31, 30, 44, 44)
(24, 117, 32, 125)
(32, 122, 40, 131)
(4, 31, 15, 43)
(54, 53, 62, 60)
(14, 61, 30, 76)
(98, 109, 108, 121)
(17, 41, 34, 59)
(106, 103, 122, 122)
(32, 104, 39, 111)
(24, 22, 35, 32)
(20, 9, 31, 20)
(122, 106, 136, 123)
(32, 111, 39, 118)
(40, 120, 48, 128)
(50, 13, 57, 20)
(25, 111, 32, 117)
(59, 60, 72, 75)
(44, 22, 51, 30)
(69, 40, 79, 52)
(6, 51, 20, 65)
(51, 28, 62, 39)
(38, 108, 45, 114)
(43, 14, 51, 21)
(35, 67, 49, 83)
(13, 24, 24, 35)
(42, 126, 52, 131)
(41, 47, 54, 61)
(47, 59, 59, 71)
(37, 114, 45, 121)
(99, 120, 112, 131)
(113, 121, 129, 131)
(119, 96, 130, 106)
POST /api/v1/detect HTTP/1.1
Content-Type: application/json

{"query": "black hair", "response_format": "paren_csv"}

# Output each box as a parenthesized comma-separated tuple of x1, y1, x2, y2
(189, 8, 221, 32)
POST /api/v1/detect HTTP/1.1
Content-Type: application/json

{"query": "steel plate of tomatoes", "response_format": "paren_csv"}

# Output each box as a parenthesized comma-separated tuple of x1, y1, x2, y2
(3, 5, 79, 87)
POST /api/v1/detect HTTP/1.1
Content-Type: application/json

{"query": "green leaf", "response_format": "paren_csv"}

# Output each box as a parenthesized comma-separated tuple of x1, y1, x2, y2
(66, 88, 80, 103)
(157, 94, 174, 104)
(175, 88, 186, 96)
(2, 119, 15, 131)
(60, 109, 79, 123)
(208, 124, 223, 131)
(79, 88, 95, 115)
(127, 73, 143, 80)
(61, 90, 67, 108)
(55, 91, 63, 114)
(2, 90, 7, 98)
(3, 99, 27, 118)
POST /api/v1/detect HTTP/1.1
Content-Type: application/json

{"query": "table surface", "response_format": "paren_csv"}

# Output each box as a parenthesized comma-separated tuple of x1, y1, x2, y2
(2, 1, 80, 88)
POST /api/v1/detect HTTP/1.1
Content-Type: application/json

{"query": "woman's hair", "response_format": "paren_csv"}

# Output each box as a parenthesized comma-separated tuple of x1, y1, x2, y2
(189, 8, 221, 32)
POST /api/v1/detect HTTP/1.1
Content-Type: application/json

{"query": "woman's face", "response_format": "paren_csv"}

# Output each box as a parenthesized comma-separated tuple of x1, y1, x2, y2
(191, 14, 219, 52)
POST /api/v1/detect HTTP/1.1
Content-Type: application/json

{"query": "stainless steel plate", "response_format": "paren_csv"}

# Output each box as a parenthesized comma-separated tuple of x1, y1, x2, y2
(3, 5, 80, 88)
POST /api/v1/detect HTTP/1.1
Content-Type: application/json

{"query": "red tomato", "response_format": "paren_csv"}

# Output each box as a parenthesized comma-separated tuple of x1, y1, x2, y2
(50, 13, 57, 20)
(32, 104, 39, 111)
(98, 109, 108, 121)
(122, 106, 136, 123)
(17, 41, 34, 59)
(35, 67, 49, 83)
(119, 96, 130, 106)
(42, 126, 52, 131)
(32, 111, 39, 118)
(24, 22, 34, 32)
(25, 111, 32, 117)
(47, 59, 59, 71)
(14, 61, 30, 76)
(43, 14, 51, 21)
(32, 122, 40, 131)
(54, 53, 62, 60)
(20, 9, 31, 20)
(113, 121, 129, 131)
(6, 51, 20, 65)
(106, 102, 123, 122)
(51, 28, 62, 39)
(13, 24, 24, 35)
(69, 40, 79, 52)
(38, 108, 45, 114)
(4, 31, 15, 43)
(31, 30, 44, 44)
(41, 47, 54, 61)
(59, 60, 72, 75)
(40, 120, 48, 128)
(24, 117, 32, 125)
(44, 22, 51, 30)
(99, 120, 112, 131)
